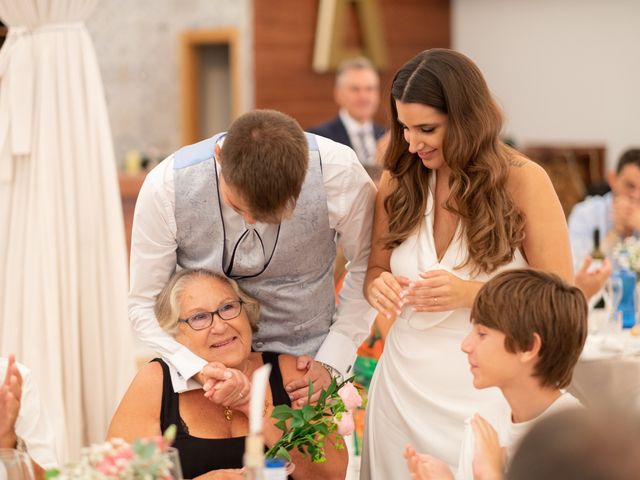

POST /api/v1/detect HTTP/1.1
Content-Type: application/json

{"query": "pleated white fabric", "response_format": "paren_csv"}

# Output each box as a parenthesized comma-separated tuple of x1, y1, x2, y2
(0, 0, 135, 461)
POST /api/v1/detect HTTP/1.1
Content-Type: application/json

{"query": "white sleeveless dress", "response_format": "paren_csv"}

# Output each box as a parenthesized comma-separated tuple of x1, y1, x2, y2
(360, 173, 527, 479)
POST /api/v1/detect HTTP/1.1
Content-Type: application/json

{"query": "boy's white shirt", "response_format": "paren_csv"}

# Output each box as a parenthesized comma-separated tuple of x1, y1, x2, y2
(455, 391, 582, 480)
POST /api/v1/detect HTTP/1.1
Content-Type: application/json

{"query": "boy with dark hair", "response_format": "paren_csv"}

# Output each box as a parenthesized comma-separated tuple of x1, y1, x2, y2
(405, 268, 588, 480)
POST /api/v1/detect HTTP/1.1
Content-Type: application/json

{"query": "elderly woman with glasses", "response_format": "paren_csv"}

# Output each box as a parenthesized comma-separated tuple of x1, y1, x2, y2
(108, 268, 348, 480)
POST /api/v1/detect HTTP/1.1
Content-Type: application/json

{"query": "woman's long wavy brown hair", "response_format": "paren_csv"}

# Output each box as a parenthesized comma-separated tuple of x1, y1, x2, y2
(383, 49, 525, 274)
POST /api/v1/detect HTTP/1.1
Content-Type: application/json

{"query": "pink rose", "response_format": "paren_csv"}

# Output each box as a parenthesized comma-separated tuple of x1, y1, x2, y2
(338, 382, 362, 411)
(335, 411, 355, 436)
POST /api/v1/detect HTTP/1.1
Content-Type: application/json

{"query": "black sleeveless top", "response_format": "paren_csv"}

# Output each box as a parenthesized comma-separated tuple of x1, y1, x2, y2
(154, 352, 291, 479)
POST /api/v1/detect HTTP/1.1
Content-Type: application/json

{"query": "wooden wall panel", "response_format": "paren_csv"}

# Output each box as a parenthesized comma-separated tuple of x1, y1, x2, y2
(254, 0, 450, 129)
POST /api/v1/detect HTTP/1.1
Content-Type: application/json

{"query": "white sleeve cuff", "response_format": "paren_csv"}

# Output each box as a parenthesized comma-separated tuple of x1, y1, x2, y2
(315, 329, 360, 378)
(165, 347, 207, 393)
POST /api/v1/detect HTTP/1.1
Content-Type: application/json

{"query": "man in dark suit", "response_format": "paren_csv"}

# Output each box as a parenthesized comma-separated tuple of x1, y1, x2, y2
(308, 57, 386, 167)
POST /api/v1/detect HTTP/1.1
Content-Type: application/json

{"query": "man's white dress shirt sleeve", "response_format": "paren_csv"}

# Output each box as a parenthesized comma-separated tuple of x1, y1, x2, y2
(128, 155, 206, 392)
(313, 136, 378, 376)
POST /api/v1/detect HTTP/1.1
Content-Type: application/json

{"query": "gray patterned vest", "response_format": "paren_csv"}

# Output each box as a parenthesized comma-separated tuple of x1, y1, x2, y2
(174, 133, 336, 357)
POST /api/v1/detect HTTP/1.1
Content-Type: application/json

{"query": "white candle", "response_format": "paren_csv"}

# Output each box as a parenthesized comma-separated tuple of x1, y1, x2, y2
(250, 363, 272, 434)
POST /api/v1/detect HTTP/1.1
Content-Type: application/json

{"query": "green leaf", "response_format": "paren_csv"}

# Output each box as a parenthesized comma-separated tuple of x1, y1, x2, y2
(315, 423, 329, 435)
(276, 446, 292, 462)
(291, 416, 305, 429)
(132, 439, 157, 459)
(271, 404, 294, 420)
(301, 404, 316, 421)
(307, 378, 314, 404)
(163, 424, 177, 444)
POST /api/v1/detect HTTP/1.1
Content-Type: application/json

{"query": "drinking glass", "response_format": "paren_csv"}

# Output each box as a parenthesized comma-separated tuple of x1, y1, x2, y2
(608, 276, 623, 313)
(0, 449, 34, 480)
(607, 277, 624, 336)
(164, 447, 184, 480)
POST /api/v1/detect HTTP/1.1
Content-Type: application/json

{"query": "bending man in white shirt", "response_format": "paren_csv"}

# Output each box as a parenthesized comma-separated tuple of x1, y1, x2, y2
(405, 269, 587, 480)
(129, 110, 376, 408)
(0, 354, 58, 479)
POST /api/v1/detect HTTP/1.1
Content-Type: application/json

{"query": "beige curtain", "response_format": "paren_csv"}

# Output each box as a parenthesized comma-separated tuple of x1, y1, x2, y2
(0, 0, 135, 461)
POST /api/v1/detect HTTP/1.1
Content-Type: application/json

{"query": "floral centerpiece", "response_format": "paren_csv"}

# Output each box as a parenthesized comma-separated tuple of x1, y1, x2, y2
(45, 426, 179, 480)
(613, 237, 640, 274)
(266, 377, 364, 463)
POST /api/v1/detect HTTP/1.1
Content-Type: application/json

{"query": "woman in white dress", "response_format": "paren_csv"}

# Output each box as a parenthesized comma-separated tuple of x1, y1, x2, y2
(360, 49, 573, 479)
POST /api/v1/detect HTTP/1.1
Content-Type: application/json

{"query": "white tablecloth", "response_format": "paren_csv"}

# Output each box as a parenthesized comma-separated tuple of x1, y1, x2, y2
(569, 331, 640, 410)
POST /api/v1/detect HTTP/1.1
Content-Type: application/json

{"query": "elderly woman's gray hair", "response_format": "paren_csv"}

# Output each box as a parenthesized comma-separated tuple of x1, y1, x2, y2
(154, 269, 260, 334)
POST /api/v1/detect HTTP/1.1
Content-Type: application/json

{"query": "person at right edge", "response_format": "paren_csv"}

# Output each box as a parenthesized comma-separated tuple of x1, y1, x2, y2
(359, 49, 573, 478)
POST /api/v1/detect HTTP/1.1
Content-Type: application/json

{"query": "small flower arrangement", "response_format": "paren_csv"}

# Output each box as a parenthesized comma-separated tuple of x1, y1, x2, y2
(46, 426, 179, 480)
(266, 377, 364, 463)
(613, 237, 640, 274)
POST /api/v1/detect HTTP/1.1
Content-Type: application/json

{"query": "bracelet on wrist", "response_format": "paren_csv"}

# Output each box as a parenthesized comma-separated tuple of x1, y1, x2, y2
(317, 361, 343, 381)
(15, 435, 27, 453)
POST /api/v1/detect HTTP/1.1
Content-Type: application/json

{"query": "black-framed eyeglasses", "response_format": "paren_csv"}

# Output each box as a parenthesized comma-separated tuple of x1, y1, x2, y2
(178, 300, 244, 331)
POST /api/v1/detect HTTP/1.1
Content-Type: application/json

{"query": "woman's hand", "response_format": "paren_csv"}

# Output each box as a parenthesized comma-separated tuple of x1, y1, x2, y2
(367, 271, 411, 319)
(404, 444, 454, 480)
(575, 255, 612, 301)
(193, 468, 245, 479)
(403, 270, 480, 312)
(201, 362, 251, 411)
(471, 414, 506, 480)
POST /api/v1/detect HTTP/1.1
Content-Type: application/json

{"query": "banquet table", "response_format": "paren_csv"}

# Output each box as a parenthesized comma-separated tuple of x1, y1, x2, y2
(569, 329, 640, 410)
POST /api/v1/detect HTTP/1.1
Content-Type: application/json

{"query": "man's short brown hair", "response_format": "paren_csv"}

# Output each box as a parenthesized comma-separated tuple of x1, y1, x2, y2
(220, 110, 308, 223)
(471, 269, 588, 389)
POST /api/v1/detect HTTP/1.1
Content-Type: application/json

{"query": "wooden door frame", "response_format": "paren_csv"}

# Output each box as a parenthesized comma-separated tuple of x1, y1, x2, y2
(180, 28, 240, 145)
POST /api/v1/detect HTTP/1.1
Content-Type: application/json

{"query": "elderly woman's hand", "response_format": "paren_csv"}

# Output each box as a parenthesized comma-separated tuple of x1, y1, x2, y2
(201, 361, 251, 409)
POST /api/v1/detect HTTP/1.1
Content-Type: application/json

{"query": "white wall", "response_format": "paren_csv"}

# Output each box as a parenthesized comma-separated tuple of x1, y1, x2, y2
(86, 0, 253, 166)
(453, 0, 640, 168)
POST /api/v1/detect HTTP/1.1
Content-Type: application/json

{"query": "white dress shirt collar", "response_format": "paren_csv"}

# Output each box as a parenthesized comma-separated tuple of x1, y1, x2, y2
(339, 109, 373, 136)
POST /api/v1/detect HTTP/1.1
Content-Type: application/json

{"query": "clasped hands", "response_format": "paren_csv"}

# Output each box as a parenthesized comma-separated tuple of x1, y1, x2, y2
(198, 362, 252, 416)
(613, 196, 640, 237)
(198, 355, 332, 412)
(0, 354, 22, 449)
(368, 270, 475, 319)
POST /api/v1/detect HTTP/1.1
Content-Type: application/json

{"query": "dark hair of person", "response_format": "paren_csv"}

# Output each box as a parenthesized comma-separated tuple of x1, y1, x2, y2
(220, 109, 308, 223)
(471, 268, 587, 389)
(382, 48, 525, 274)
(616, 148, 640, 174)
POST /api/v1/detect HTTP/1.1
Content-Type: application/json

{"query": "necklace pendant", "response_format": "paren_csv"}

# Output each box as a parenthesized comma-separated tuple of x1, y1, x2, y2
(224, 406, 233, 421)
